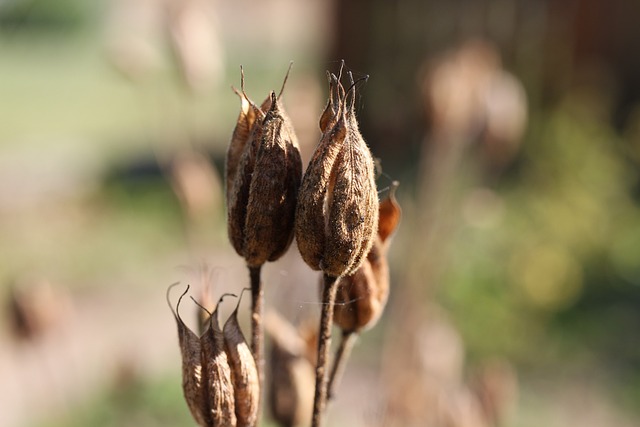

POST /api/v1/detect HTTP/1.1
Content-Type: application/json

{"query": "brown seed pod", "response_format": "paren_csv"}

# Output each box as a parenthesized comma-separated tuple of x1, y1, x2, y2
(201, 294, 237, 427)
(226, 67, 258, 203)
(168, 284, 237, 427)
(223, 290, 259, 427)
(295, 72, 378, 278)
(227, 88, 302, 267)
(167, 284, 209, 427)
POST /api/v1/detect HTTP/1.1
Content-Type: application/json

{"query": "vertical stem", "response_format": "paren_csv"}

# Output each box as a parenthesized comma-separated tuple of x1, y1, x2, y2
(249, 264, 264, 422)
(327, 331, 358, 401)
(312, 274, 339, 427)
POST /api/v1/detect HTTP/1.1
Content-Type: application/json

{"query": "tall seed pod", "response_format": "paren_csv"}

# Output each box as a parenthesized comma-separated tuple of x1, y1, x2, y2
(167, 284, 237, 427)
(225, 64, 303, 420)
(295, 66, 378, 427)
(295, 74, 378, 278)
(224, 290, 259, 427)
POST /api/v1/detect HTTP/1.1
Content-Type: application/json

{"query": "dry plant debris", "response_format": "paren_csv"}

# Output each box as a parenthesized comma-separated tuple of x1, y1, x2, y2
(170, 61, 398, 427)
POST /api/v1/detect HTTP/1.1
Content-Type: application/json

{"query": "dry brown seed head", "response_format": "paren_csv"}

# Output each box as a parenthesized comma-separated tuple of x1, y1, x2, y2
(201, 295, 237, 427)
(226, 66, 258, 203)
(226, 66, 302, 267)
(296, 70, 378, 278)
(320, 110, 379, 277)
(223, 289, 259, 427)
(241, 92, 302, 266)
(167, 284, 209, 426)
(168, 285, 238, 427)
(333, 237, 388, 333)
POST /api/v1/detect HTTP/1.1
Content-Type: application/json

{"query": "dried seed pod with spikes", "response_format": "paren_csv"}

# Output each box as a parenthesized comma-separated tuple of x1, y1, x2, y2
(295, 72, 378, 279)
(227, 91, 302, 267)
(224, 290, 259, 427)
(167, 284, 237, 427)
(167, 284, 208, 426)
(200, 295, 237, 427)
(295, 64, 378, 427)
(226, 67, 258, 201)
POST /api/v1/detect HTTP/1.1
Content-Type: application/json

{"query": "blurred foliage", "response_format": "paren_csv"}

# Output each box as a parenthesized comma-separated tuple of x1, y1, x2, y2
(0, 0, 95, 35)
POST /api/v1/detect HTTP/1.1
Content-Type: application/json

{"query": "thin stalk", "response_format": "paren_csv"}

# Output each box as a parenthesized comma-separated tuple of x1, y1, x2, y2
(311, 274, 339, 427)
(249, 264, 264, 421)
(327, 330, 358, 401)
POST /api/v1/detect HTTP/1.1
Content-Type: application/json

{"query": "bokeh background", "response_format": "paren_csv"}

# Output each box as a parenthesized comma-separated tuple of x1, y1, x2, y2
(2, 0, 640, 426)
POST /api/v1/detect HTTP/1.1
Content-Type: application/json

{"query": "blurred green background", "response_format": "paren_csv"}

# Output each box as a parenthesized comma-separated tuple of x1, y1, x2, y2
(2, 0, 640, 426)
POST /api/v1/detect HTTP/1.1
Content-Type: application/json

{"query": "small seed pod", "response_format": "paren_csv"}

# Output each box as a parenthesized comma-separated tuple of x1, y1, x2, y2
(201, 297, 237, 427)
(223, 290, 259, 427)
(226, 67, 258, 202)
(227, 89, 303, 267)
(295, 72, 378, 278)
(168, 284, 208, 426)
(333, 182, 401, 332)
(168, 285, 237, 427)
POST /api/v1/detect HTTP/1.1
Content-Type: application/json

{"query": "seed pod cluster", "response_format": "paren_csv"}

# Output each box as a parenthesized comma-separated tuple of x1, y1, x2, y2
(226, 67, 302, 268)
(333, 182, 401, 333)
(168, 284, 259, 427)
(295, 69, 379, 279)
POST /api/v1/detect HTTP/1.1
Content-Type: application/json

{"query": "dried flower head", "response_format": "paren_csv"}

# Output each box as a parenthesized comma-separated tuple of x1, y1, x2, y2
(223, 289, 260, 427)
(295, 69, 378, 278)
(167, 284, 237, 427)
(226, 68, 302, 268)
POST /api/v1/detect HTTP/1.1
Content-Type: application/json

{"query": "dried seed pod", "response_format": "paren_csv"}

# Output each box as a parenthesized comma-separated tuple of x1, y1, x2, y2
(296, 73, 378, 278)
(168, 284, 237, 427)
(167, 284, 209, 426)
(224, 290, 259, 427)
(201, 295, 237, 427)
(227, 90, 302, 267)
(226, 67, 258, 203)
(333, 238, 387, 333)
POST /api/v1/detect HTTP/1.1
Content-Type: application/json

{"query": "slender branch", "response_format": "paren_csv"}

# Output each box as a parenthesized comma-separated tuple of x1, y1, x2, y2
(249, 264, 264, 423)
(327, 330, 358, 401)
(311, 274, 339, 427)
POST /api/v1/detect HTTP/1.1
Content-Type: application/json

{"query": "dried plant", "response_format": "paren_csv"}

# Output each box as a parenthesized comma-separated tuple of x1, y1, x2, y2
(224, 290, 260, 427)
(295, 63, 379, 427)
(225, 64, 302, 418)
(167, 284, 237, 426)
(171, 61, 396, 427)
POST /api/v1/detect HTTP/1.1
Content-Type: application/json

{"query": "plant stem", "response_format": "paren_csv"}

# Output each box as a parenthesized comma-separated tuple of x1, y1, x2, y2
(327, 330, 358, 401)
(249, 264, 264, 422)
(311, 274, 339, 427)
